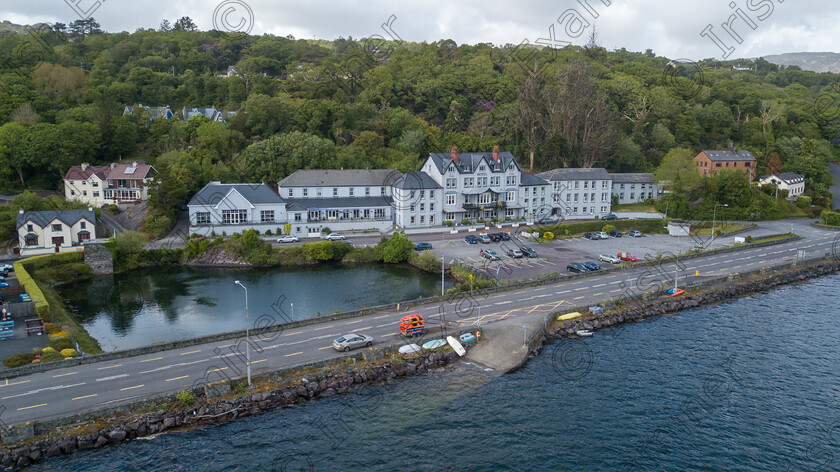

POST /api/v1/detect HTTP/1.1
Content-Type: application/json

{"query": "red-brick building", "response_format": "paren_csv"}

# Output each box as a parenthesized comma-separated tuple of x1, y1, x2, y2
(693, 149, 756, 181)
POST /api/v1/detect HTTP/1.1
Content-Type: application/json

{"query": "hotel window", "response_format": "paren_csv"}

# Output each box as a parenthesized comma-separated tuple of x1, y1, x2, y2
(83, 191, 87, 196)
(464, 178, 474, 187)
(479, 165, 486, 171)
(573, 207, 578, 214)
(303, 188, 308, 197)
(446, 178, 457, 189)
(26, 224, 33, 232)
(446, 194, 456, 205)
(620, 184, 625, 190)
(260, 210, 275, 223)
(566, 194, 571, 202)
(507, 191, 516, 202)
(420, 203, 425, 212)
(420, 216, 425, 224)
(532, 187, 537, 196)
(541, 187, 545, 195)
(430, 215, 434, 224)
(381, 186, 386, 195)
(506, 176, 516, 186)
(349, 188, 354, 196)
(333, 188, 338, 196)
(410, 216, 415, 225)
(294, 213, 302, 222)
(620, 193, 625, 199)
(591, 193, 595, 202)
(93, 192, 99, 197)
(430, 203, 434, 212)
(478, 177, 488, 187)
(222, 209, 247, 224)
(365, 187, 370, 196)
(82, 181, 86, 186)
(52, 224, 62, 232)
(420, 190, 425, 199)
(70, 190, 75, 196)
(602, 181, 608, 189)
(525, 198, 529, 206)
(490, 177, 500, 187)
(81, 222, 87, 229)
(410, 204, 415, 212)
(196, 212, 211, 225)
(584, 181, 589, 189)
(584, 194, 588, 203)
(317, 188, 322, 196)
(25, 234, 38, 246)
(574, 181, 579, 189)
(574, 194, 579, 203)
(93, 182, 99, 187)
(287, 189, 293, 197)
(630, 193, 635, 200)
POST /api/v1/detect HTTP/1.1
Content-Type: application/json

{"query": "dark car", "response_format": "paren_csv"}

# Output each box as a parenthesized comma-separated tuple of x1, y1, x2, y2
(602, 213, 617, 221)
(414, 242, 432, 251)
(584, 232, 600, 240)
(582, 261, 600, 271)
(608, 230, 623, 238)
(488, 233, 502, 242)
(537, 216, 559, 224)
(567, 263, 589, 273)
(520, 246, 539, 258)
(464, 235, 480, 244)
(497, 232, 511, 241)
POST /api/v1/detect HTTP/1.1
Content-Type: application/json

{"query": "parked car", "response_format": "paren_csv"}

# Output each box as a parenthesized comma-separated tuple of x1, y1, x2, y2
(0, 283, 8, 288)
(602, 213, 617, 221)
(464, 235, 480, 244)
(608, 230, 623, 238)
(277, 235, 299, 243)
(325, 233, 346, 240)
(537, 216, 559, 224)
(496, 232, 511, 241)
(414, 242, 433, 251)
(507, 248, 524, 258)
(479, 234, 492, 244)
(599, 254, 622, 264)
(596, 232, 609, 240)
(567, 263, 589, 273)
(480, 249, 500, 261)
(488, 233, 502, 242)
(628, 230, 643, 238)
(584, 232, 600, 240)
(582, 261, 601, 271)
(617, 252, 639, 262)
(333, 333, 374, 352)
(0, 264, 12, 271)
(520, 246, 539, 258)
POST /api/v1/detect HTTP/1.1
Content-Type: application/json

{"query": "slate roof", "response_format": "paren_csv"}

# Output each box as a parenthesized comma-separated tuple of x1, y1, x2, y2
(759, 172, 805, 185)
(64, 165, 109, 181)
(609, 173, 655, 184)
(393, 172, 442, 190)
(64, 162, 155, 181)
(427, 151, 520, 175)
(285, 197, 393, 209)
(278, 169, 401, 187)
(17, 209, 95, 229)
(537, 168, 611, 181)
(700, 150, 756, 161)
(189, 182, 284, 206)
(183, 107, 222, 121)
(519, 173, 550, 186)
(123, 105, 173, 119)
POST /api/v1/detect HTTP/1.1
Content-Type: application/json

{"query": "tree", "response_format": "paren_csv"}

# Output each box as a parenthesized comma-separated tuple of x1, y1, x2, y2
(0, 123, 28, 186)
(173, 17, 198, 32)
(68, 18, 102, 39)
(379, 231, 413, 263)
(10, 103, 39, 125)
(655, 147, 703, 192)
(159, 19, 172, 32)
(766, 152, 783, 175)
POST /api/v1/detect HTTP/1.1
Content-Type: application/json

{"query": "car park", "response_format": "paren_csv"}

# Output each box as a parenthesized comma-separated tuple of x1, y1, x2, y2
(582, 261, 600, 271)
(628, 230, 643, 237)
(602, 213, 617, 221)
(333, 334, 374, 352)
(480, 249, 501, 261)
(464, 235, 480, 244)
(617, 252, 639, 262)
(277, 235, 299, 243)
(325, 233, 346, 240)
(520, 247, 539, 258)
(507, 248, 524, 258)
(414, 242, 433, 251)
(599, 254, 621, 264)
(567, 263, 589, 273)
(479, 234, 492, 244)
(608, 230, 623, 238)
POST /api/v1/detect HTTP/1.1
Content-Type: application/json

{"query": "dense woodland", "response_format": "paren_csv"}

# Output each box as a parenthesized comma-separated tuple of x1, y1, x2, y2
(0, 18, 838, 235)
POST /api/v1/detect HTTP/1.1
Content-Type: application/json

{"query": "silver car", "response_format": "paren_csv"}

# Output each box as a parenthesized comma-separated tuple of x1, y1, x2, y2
(599, 254, 621, 264)
(333, 333, 374, 352)
(277, 235, 299, 243)
(325, 233, 346, 240)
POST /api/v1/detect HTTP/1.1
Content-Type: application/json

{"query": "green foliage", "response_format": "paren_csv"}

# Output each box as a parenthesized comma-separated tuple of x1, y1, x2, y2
(183, 238, 211, 260)
(602, 224, 616, 233)
(303, 241, 335, 261)
(107, 231, 150, 271)
(48, 336, 74, 351)
(3, 353, 37, 368)
(408, 249, 440, 272)
(444, 220, 454, 227)
(0, 192, 90, 242)
(321, 227, 331, 235)
(460, 219, 471, 225)
(108, 204, 119, 212)
(175, 390, 196, 407)
(379, 231, 413, 264)
(796, 196, 812, 208)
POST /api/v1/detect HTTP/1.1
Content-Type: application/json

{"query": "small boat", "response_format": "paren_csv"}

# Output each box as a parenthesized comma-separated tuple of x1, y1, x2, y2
(575, 330, 594, 337)
(668, 288, 685, 297)
(422, 339, 447, 350)
(459, 333, 477, 343)
(398, 343, 422, 354)
(446, 336, 467, 356)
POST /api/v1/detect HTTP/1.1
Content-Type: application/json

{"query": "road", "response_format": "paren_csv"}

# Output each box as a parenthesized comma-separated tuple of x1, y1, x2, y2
(0, 222, 837, 426)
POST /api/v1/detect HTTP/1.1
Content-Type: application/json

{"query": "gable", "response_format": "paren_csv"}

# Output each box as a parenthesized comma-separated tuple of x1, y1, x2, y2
(215, 188, 255, 210)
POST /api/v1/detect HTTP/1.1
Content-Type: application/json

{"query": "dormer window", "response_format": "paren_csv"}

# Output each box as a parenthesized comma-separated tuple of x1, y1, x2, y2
(479, 165, 486, 172)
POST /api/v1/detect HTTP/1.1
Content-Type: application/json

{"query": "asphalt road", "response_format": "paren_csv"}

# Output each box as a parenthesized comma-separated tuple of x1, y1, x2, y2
(0, 223, 837, 426)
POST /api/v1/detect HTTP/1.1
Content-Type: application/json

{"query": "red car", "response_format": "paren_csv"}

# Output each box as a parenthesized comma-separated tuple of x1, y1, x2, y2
(617, 252, 638, 262)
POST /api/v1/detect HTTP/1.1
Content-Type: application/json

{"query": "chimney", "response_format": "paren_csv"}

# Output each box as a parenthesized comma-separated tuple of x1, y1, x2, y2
(450, 146, 459, 164)
(18, 209, 23, 215)
(81, 163, 88, 171)
(492, 145, 501, 162)
(110, 163, 116, 169)
(132, 161, 137, 167)
(88, 206, 93, 212)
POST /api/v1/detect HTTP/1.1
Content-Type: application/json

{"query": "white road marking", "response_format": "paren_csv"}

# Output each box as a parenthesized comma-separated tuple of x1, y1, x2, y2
(96, 374, 129, 382)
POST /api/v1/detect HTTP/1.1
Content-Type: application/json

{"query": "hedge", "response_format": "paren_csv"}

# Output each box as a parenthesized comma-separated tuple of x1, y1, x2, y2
(13, 255, 54, 319)
(535, 219, 668, 237)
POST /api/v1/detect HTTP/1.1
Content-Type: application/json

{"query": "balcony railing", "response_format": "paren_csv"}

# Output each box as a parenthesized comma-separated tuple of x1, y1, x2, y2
(463, 201, 506, 210)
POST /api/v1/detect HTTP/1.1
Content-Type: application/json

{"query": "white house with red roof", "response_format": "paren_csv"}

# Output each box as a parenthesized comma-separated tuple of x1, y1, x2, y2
(64, 161, 157, 207)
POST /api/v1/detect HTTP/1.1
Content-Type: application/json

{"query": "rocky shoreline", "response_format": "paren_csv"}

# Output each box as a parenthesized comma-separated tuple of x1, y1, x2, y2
(0, 351, 458, 469)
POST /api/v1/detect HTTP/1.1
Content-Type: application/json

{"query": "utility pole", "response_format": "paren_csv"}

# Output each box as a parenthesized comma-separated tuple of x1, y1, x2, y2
(234, 281, 251, 386)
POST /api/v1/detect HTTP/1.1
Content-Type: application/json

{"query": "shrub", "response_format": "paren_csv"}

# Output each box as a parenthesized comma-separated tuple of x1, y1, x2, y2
(176, 390, 195, 407)
(264, 229, 272, 235)
(40, 350, 63, 362)
(44, 323, 60, 334)
(444, 220, 454, 227)
(49, 336, 73, 351)
(60, 348, 77, 358)
(321, 227, 331, 234)
(108, 204, 119, 212)
(745, 235, 753, 243)
(379, 231, 414, 263)
(41, 347, 56, 353)
(3, 353, 36, 368)
(461, 219, 471, 225)
(796, 196, 812, 208)
(602, 224, 616, 233)
(543, 231, 555, 240)
(409, 250, 440, 272)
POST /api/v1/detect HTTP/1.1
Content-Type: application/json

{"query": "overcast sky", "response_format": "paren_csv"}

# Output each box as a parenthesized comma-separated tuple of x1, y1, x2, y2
(4, 0, 839, 60)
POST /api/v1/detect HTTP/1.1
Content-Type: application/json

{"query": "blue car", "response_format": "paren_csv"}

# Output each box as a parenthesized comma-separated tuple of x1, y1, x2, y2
(582, 261, 601, 271)
(0, 283, 8, 288)
(464, 235, 480, 244)
(414, 242, 433, 251)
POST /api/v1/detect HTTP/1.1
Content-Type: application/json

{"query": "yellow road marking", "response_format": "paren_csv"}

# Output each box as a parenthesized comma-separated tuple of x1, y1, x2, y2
(314, 325, 335, 331)
(574, 296, 585, 300)
(72, 394, 98, 401)
(217, 343, 234, 349)
(318, 346, 332, 350)
(252, 359, 268, 364)
(121, 385, 144, 391)
(1, 379, 30, 387)
(17, 403, 47, 411)
(207, 367, 228, 374)
(180, 350, 201, 356)
(284, 352, 302, 357)
(140, 357, 163, 363)
(611, 289, 621, 293)
(97, 364, 122, 370)
(373, 315, 390, 319)
(593, 292, 603, 296)
(285, 331, 302, 336)
(346, 320, 364, 324)
(53, 372, 77, 378)
(381, 333, 397, 337)
(166, 375, 189, 382)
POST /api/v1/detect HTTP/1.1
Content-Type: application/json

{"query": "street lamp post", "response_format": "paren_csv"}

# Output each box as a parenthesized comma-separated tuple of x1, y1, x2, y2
(234, 280, 251, 386)
(711, 203, 728, 248)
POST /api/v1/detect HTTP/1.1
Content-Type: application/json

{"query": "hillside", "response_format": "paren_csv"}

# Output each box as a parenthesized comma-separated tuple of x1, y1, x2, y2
(763, 52, 840, 73)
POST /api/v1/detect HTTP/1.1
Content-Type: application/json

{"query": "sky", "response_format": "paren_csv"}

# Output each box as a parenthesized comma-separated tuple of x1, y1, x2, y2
(3, 0, 839, 60)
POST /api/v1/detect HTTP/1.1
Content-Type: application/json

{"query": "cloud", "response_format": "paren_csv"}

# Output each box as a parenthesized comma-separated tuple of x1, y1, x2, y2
(1, 0, 839, 60)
